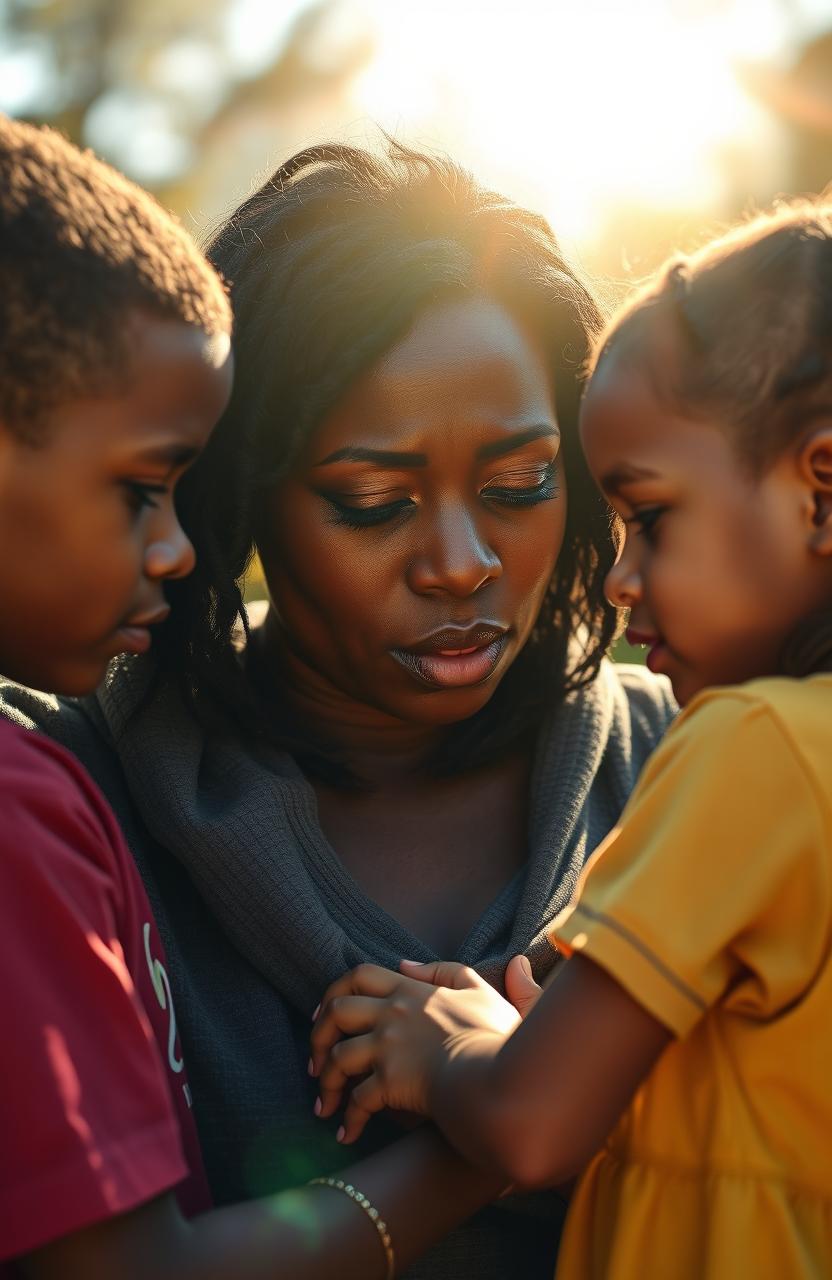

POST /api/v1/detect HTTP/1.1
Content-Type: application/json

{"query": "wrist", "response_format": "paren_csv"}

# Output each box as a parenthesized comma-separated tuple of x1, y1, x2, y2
(429, 1031, 505, 1138)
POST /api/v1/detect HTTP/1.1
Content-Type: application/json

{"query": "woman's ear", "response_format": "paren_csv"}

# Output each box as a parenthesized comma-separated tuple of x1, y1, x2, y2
(800, 427, 832, 555)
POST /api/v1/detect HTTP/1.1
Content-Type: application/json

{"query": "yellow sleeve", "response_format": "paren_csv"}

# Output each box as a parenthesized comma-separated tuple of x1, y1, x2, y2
(552, 689, 830, 1038)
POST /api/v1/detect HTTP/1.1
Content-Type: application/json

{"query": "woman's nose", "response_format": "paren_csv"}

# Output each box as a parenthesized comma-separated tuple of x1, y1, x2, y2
(407, 503, 502, 598)
(604, 541, 642, 610)
(144, 510, 197, 582)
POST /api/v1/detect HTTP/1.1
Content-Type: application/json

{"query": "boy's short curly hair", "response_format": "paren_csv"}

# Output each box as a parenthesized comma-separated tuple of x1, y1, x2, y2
(0, 114, 231, 437)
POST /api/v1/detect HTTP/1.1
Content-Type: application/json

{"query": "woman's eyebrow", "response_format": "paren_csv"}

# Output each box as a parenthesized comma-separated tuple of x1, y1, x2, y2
(476, 424, 559, 461)
(315, 423, 558, 469)
(314, 446, 428, 467)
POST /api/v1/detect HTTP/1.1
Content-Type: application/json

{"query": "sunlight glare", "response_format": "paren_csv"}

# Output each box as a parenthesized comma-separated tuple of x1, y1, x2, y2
(353, 0, 785, 250)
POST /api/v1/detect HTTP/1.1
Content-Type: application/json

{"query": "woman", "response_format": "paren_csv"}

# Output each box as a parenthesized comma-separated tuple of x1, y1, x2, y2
(1, 141, 674, 1278)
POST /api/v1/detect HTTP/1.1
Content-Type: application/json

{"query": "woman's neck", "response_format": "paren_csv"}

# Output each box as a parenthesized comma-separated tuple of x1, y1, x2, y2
(249, 613, 443, 786)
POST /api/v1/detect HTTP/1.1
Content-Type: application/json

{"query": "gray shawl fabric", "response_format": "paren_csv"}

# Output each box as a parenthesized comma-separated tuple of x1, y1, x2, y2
(0, 657, 675, 1279)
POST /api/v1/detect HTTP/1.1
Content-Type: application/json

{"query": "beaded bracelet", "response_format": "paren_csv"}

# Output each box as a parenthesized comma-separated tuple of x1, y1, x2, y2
(308, 1175, 395, 1279)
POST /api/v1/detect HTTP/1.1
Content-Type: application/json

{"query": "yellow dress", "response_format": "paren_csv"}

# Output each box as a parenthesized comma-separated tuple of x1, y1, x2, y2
(551, 675, 832, 1280)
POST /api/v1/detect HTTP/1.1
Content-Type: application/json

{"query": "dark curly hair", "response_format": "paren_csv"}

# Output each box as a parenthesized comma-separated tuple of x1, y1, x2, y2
(590, 196, 832, 678)
(0, 114, 230, 437)
(157, 140, 620, 778)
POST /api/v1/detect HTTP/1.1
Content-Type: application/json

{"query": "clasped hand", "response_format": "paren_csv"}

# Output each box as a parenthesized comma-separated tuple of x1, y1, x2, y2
(309, 956, 540, 1143)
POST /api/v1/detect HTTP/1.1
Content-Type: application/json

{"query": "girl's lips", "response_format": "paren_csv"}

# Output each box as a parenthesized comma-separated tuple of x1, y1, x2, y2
(625, 628, 671, 676)
(391, 635, 507, 688)
(645, 641, 670, 675)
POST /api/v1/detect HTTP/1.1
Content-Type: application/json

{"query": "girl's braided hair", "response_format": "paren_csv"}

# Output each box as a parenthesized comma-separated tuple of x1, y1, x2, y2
(589, 197, 832, 678)
(155, 140, 619, 777)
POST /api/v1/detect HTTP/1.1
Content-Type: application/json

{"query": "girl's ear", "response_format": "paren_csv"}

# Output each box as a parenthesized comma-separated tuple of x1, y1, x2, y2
(800, 426, 832, 555)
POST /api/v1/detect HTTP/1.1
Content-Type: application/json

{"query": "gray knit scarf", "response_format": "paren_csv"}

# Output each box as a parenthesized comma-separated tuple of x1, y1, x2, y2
(87, 651, 670, 1005)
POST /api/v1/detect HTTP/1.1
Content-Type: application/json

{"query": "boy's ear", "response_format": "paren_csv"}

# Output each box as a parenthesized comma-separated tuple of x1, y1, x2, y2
(800, 426, 832, 555)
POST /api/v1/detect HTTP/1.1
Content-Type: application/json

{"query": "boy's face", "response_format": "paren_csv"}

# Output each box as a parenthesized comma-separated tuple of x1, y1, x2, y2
(580, 353, 832, 705)
(0, 311, 232, 695)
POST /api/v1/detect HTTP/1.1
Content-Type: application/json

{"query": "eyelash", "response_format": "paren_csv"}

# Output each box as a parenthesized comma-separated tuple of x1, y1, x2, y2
(124, 481, 167, 514)
(324, 462, 559, 531)
(624, 506, 666, 543)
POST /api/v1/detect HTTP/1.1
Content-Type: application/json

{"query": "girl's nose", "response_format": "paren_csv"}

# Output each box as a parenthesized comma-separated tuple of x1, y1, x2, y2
(604, 543, 642, 610)
(407, 504, 502, 598)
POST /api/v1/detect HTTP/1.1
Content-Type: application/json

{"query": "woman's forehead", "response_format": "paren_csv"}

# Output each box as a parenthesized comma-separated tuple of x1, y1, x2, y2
(304, 296, 556, 460)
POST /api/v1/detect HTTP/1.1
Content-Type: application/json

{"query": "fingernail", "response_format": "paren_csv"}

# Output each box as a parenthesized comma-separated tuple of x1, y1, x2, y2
(400, 958, 423, 966)
(336, 1125, 345, 1143)
(307, 1056, 315, 1076)
(314, 1097, 322, 1116)
(311, 1002, 320, 1021)
(520, 956, 532, 978)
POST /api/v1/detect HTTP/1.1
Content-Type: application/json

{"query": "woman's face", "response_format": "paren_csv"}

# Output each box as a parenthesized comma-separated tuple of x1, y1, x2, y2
(259, 295, 566, 728)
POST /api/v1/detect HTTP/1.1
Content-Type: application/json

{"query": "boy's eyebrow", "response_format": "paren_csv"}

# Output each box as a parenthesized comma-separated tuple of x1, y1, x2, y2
(600, 462, 660, 493)
(315, 425, 558, 469)
(134, 442, 202, 468)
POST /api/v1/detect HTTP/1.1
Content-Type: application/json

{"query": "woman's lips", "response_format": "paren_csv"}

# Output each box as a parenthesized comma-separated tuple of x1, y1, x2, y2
(391, 625, 508, 689)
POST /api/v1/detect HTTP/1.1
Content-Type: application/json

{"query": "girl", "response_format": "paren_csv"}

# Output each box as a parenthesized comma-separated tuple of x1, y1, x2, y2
(311, 198, 832, 1279)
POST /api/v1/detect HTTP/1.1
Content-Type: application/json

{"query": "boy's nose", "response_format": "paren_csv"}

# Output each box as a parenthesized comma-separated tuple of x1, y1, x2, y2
(144, 523, 196, 581)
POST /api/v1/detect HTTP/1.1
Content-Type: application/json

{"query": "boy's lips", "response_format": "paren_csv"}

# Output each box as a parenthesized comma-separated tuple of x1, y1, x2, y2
(115, 605, 171, 655)
(391, 622, 509, 688)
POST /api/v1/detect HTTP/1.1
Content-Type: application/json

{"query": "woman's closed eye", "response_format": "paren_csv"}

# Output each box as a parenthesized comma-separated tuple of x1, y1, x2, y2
(323, 489, 414, 530)
(321, 459, 559, 531)
(481, 459, 559, 507)
(624, 505, 667, 544)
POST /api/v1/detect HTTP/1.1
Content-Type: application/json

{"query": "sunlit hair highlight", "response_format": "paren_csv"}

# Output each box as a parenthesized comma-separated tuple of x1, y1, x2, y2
(0, 114, 230, 438)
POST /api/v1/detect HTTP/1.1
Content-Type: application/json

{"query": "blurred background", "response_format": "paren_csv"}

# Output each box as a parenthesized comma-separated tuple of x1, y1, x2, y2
(3, 0, 831, 626)
(3, 0, 832, 276)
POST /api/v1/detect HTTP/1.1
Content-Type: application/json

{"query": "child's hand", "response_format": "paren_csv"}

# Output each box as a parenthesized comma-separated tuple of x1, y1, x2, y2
(503, 954, 543, 1019)
(310, 961, 521, 1143)
(400, 954, 542, 1020)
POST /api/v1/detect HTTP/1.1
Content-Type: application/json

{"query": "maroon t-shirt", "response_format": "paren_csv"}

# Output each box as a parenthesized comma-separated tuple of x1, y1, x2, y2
(0, 719, 210, 1268)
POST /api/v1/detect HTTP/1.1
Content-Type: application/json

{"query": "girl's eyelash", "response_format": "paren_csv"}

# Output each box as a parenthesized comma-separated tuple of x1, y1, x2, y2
(323, 461, 559, 531)
(124, 481, 167, 513)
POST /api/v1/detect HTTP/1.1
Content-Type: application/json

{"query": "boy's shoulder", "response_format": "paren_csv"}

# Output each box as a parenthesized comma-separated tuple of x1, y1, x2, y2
(0, 712, 84, 792)
(0, 713, 118, 857)
(0, 675, 106, 765)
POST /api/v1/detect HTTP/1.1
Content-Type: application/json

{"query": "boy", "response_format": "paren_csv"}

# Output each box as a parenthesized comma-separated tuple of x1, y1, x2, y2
(0, 116, 501, 1279)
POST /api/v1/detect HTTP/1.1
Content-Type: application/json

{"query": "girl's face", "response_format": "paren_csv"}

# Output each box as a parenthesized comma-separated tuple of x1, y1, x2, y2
(259, 295, 566, 729)
(580, 352, 832, 706)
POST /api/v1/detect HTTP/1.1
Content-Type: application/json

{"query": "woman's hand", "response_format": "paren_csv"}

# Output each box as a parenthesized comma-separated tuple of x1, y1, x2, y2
(310, 961, 521, 1143)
